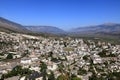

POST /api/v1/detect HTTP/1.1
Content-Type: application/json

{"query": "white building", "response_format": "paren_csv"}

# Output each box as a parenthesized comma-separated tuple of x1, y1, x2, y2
(20, 57, 31, 64)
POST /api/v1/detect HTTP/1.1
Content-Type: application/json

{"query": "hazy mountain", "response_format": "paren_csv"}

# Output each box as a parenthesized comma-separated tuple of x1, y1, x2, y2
(0, 17, 120, 38)
(0, 17, 65, 36)
(69, 23, 120, 38)
(0, 17, 30, 33)
(25, 26, 66, 35)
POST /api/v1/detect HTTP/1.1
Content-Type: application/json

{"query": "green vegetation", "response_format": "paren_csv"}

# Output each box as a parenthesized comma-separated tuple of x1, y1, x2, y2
(6, 53, 13, 59)
(51, 57, 59, 62)
(98, 50, 116, 57)
(89, 72, 120, 80)
(40, 62, 47, 80)
(78, 68, 87, 75)
(0, 53, 4, 56)
(89, 74, 104, 80)
(57, 74, 68, 80)
(1, 65, 32, 79)
(0, 42, 12, 46)
(58, 62, 64, 73)
(107, 72, 120, 80)
(71, 77, 81, 80)
(48, 71, 55, 80)
(70, 74, 81, 80)
(83, 55, 89, 61)
(63, 47, 74, 51)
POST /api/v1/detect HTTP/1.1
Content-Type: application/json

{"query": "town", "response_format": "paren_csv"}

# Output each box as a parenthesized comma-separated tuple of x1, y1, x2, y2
(0, 31, 120, 80)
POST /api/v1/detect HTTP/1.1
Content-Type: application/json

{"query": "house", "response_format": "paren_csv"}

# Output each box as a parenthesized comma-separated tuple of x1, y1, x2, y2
(30, 64, 40, 72)
(47, 62, 58, 71)
(20, 76, 25, 80)
(92, 54, 102, 64)
(20, 57, 31, 64)
(0, 62, 18, 74)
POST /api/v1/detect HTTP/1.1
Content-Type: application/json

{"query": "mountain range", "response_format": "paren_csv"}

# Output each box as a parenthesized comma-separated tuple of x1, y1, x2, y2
(25, 26, 65, 34)
(0, 17, 65, 36)
(0, 17, 30, 33)
(0, 17, 120, 39)
(69, 23, 120, 38)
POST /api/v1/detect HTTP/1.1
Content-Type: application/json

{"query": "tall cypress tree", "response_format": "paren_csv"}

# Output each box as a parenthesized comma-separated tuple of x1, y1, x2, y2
(40, 62, 47, 80)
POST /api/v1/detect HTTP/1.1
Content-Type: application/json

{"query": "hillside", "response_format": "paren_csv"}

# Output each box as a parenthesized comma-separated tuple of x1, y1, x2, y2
(0, 17, 30, 33)
(0, 17, 120, 39)
(69, 23, 120, 39)
(25, 26, 66, 35)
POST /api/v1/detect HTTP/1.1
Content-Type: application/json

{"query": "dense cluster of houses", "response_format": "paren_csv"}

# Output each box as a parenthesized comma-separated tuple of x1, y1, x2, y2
(0, 31, 120, 80)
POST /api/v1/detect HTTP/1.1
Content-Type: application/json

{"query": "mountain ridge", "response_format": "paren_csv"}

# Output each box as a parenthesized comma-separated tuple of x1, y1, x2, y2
(25, 25, 66, 35)
(0, 17, 120, 38)
(0, 17, 30, 33)
(69, 23, 120, 38)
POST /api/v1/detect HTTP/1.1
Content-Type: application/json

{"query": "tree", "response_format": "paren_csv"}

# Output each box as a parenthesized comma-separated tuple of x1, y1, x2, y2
(13, 65, 22, 71)
(83, 55, 89, 61)
(71, 77, 81, 80)
(6, 53, 13, 59)
(48, 51, 53, 57)
(40, 62, 47, 80)
(78, 68, 87, 75)
(1, 65, 32, 79)
(21, 68, 32, 76)
(89, 74, 98, 80)
(48, 71, 55, 80)
(58, 62, 64, 73)
(71, 74, 81, 80)
(57, 74, 68, 80)
(107, 72, 120, 80)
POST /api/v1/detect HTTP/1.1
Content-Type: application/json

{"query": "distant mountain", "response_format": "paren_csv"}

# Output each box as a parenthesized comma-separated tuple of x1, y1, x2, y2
(0, 17, 65, 36)
(69, 23, 120, 38)
(25, 26, 66, 35)
(1, 17, 120, 38)
(0, 17, 30, 33)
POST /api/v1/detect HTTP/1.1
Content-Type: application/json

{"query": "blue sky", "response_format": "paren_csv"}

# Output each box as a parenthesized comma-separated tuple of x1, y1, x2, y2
(0, 0, 120, 30)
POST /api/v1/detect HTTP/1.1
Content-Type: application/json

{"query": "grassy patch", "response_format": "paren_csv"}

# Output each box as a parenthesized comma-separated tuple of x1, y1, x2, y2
(63, 47, 74, 51)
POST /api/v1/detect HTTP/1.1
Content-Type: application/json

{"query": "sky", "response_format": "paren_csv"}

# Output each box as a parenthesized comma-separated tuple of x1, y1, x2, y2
(0, 0, 120, 30)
